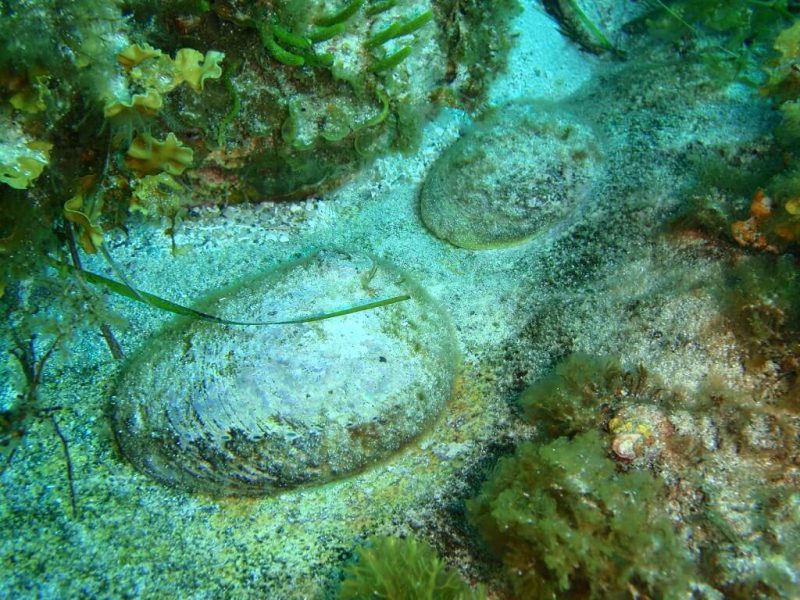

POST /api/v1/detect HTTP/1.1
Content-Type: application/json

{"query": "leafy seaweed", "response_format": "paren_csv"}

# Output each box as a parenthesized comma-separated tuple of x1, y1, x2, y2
(50, 258, 410, 326)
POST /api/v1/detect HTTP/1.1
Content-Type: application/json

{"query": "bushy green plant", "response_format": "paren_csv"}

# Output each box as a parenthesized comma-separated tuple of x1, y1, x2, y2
(337, 535, 486, 600)
(719, 254, 800, 343)
(636, 0, 792, 43)
(466, 431, 695, 600)
(519, 353, 622, 439)
(497, 348, 800, 599)
(625, 0, 797, 82)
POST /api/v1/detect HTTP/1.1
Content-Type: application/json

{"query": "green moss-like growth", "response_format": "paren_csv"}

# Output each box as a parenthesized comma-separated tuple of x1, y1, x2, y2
(502, 347, 800, 598)
(467, 431, 695, 600)
(337, 535, 486, 600)
(433, 0, 521, 108)
(625, 0, 794, 72)
(719, 254, 800, 346)
(519, 353, 622, 439)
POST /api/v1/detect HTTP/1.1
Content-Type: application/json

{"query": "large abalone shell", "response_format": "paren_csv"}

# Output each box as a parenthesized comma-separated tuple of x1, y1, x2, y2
(112, 250, 458, 496)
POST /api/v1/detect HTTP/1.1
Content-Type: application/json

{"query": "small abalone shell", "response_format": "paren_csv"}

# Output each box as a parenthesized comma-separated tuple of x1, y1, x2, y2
(112, 250, 458, 496)
(420, 100, 602, 249)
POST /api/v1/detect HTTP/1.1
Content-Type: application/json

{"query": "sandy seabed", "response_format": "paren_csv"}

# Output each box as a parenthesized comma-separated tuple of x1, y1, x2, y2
(1, 2, 794, 598)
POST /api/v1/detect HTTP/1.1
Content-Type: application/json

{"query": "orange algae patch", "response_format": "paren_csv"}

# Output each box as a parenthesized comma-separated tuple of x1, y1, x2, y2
(731, 189, 779, 252)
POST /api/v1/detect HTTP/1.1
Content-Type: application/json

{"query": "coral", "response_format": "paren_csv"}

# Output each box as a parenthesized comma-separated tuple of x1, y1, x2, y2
(467, 431, 695, 599)
(337, 535, 485, 600)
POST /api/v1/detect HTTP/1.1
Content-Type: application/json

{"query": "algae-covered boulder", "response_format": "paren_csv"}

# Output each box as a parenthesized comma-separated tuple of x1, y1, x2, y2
(0, 0, 522, 252)
(419, 100, 603, 249)
(167, 0, 522, 201)
(112, 250, 458, 496)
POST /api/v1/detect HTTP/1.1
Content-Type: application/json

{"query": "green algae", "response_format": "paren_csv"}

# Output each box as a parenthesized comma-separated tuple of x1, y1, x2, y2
(519, 353, 622, 439)
(471, 346, 800, 598)
(365, 10, 433, 48)
(337, 535, 486, 599)
(315, 0, 365, 27)
(468, 431, 695, 599)
(370, 46, 413, 72)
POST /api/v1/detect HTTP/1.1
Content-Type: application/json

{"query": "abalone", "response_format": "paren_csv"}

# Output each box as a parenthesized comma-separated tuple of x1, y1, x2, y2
(419, 100, 603, 249)
(112, 250, 458, 496)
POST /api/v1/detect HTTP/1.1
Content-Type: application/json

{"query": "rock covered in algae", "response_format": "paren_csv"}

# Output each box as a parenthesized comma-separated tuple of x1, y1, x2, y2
(419, 101, 603, 249)
(112, 250, 458, 496)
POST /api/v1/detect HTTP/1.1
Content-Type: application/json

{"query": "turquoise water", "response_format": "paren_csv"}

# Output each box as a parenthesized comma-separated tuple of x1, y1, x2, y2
(1, 1, 798, 598)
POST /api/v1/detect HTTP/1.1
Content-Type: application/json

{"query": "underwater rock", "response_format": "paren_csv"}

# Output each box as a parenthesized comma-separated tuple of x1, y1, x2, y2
(112, 250, 458, 496)
(419, 100, 603, 249)
(131, 0, 521, 202)
(541, 0, 643, 56)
